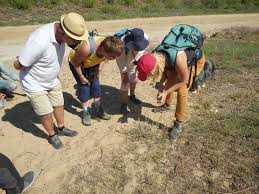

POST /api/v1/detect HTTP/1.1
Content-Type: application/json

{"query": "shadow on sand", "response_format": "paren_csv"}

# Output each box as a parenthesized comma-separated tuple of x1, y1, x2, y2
(64, 84, 168, 129)
(1, 101, 48, 139)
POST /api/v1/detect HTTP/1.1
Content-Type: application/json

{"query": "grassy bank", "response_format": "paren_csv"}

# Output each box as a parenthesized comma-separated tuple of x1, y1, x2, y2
(60, 28, 259, 193)
(0, 0, 259, 26)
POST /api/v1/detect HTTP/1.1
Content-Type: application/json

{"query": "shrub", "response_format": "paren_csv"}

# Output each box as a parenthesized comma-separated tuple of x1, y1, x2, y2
(121, 0, 135, 6)
(162, 0, 179, 9)
(82, 0, 95, 8)
(201, 0, 221, 8)
(10, 0, 34, 9)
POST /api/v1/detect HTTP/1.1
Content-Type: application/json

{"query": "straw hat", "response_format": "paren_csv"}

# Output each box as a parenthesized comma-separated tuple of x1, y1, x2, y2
(60, 12, 88, 40)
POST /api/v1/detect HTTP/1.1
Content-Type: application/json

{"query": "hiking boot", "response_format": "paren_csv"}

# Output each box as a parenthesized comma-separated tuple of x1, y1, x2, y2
(48, 134, 63, 149)
(152, 104, 171, 113)
(129, 95, 142, 105)
(82, 110, 91, 126)
(57, 127, 78, 137)
(21, 171, 35, 194)
(169, 120, 182, 139)
(96, 106, 111, 120)
(120, 103, 129, 115)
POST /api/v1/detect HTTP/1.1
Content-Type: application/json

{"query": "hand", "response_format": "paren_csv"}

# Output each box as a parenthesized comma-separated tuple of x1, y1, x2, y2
(158, 81, 166, 93)
(0, 93, 6, 100)
(79, 75, 90, 85)
(157, 91, 167, 104)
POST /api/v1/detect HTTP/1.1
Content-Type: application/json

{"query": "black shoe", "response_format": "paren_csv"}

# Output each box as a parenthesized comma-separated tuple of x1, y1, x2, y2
(120, 103, 129, 115)
(48, 134, 63, 149)
(57, 127, 78, 137)
(21, 171, 35, 194)
(152, 104, 171, 113)
(169, 121, 182, 139)
(129, 95, 142, 105)
(3, 91, 14, 101)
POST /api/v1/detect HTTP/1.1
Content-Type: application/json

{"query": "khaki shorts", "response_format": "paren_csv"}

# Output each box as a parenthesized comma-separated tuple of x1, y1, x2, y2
(25, 81, 64, 116)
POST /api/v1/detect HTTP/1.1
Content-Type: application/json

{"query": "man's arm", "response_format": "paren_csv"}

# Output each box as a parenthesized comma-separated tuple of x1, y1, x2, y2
(13, 59, 25, 71)
(15, 39, 43, 71)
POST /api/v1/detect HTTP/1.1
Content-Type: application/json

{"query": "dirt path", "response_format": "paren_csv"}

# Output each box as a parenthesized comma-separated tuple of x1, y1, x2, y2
(0, 13, 258, 194)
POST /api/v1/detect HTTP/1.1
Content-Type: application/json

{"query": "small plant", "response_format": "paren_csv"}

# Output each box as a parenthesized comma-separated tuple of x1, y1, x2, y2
(100, 4, 121, 15)
(82, 0, 95, 8)
(10, 0, 34, 9)
(121, 0, 135, 6)
(162, 0, 179, 9)
(201, 0, 221, 8)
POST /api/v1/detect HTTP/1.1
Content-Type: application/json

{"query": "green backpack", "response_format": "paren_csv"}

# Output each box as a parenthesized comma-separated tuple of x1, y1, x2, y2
(154, 24, 204, 87)
(154, 24, 203, 69)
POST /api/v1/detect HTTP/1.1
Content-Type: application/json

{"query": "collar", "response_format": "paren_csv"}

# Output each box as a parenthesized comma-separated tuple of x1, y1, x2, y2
(49, 22, 59, 44)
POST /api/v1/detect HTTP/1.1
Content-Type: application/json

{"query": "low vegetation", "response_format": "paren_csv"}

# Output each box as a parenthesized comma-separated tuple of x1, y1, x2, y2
(0, 0, 259, 26)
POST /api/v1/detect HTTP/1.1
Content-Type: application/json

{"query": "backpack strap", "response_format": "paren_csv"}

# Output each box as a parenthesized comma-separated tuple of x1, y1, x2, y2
(88, 35, 96, 57)
(187, 63, 197, 88)
(114, 28, 130, 37)
(187, 63, 193, 88)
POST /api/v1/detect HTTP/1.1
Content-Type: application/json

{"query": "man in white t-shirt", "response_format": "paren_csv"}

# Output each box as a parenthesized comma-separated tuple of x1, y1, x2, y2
(13, 12, 89, 149)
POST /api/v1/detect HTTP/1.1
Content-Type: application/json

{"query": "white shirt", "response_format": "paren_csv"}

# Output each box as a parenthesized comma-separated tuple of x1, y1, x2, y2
(117, 33, 148, 73)
(19, 22, 65, 92)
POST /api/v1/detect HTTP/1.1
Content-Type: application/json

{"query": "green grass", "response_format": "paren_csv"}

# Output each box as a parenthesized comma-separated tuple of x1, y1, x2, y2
(204, 31, 259, 71)
(0, 0, 259, 26)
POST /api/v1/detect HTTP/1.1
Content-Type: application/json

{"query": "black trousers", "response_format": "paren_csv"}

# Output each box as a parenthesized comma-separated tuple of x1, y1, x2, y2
(0, 153, 23, 194)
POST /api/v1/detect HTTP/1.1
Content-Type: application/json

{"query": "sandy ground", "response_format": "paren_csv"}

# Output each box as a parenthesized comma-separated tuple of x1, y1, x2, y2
(0, 13, 258, 194)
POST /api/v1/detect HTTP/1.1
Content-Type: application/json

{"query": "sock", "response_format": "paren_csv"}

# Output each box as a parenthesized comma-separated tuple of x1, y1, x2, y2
(83, 105, 88, 112)
(176, 120, 181, 124)
(58, 126, 64, 132)
(49, 133, 56, 138)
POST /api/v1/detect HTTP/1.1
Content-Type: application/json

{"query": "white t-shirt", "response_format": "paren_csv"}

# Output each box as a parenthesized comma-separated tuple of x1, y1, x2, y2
(19, 22, 65, 92)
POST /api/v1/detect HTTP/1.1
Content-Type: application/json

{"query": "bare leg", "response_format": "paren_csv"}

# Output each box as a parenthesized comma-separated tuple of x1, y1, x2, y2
(120, 90, 128, 104)
(129, 82, 136, 96)
(40, 113, 55, 136)
(53, 105, 64, 128)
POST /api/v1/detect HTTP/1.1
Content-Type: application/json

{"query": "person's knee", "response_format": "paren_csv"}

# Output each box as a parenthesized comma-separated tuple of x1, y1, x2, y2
(78, 84, 90, 103)
(79, 94, 90, 104)
(6, 82, 17, 92)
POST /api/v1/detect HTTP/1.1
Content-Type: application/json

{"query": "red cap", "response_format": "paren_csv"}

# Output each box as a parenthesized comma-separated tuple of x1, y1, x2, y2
(137, 53, 156, 81)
